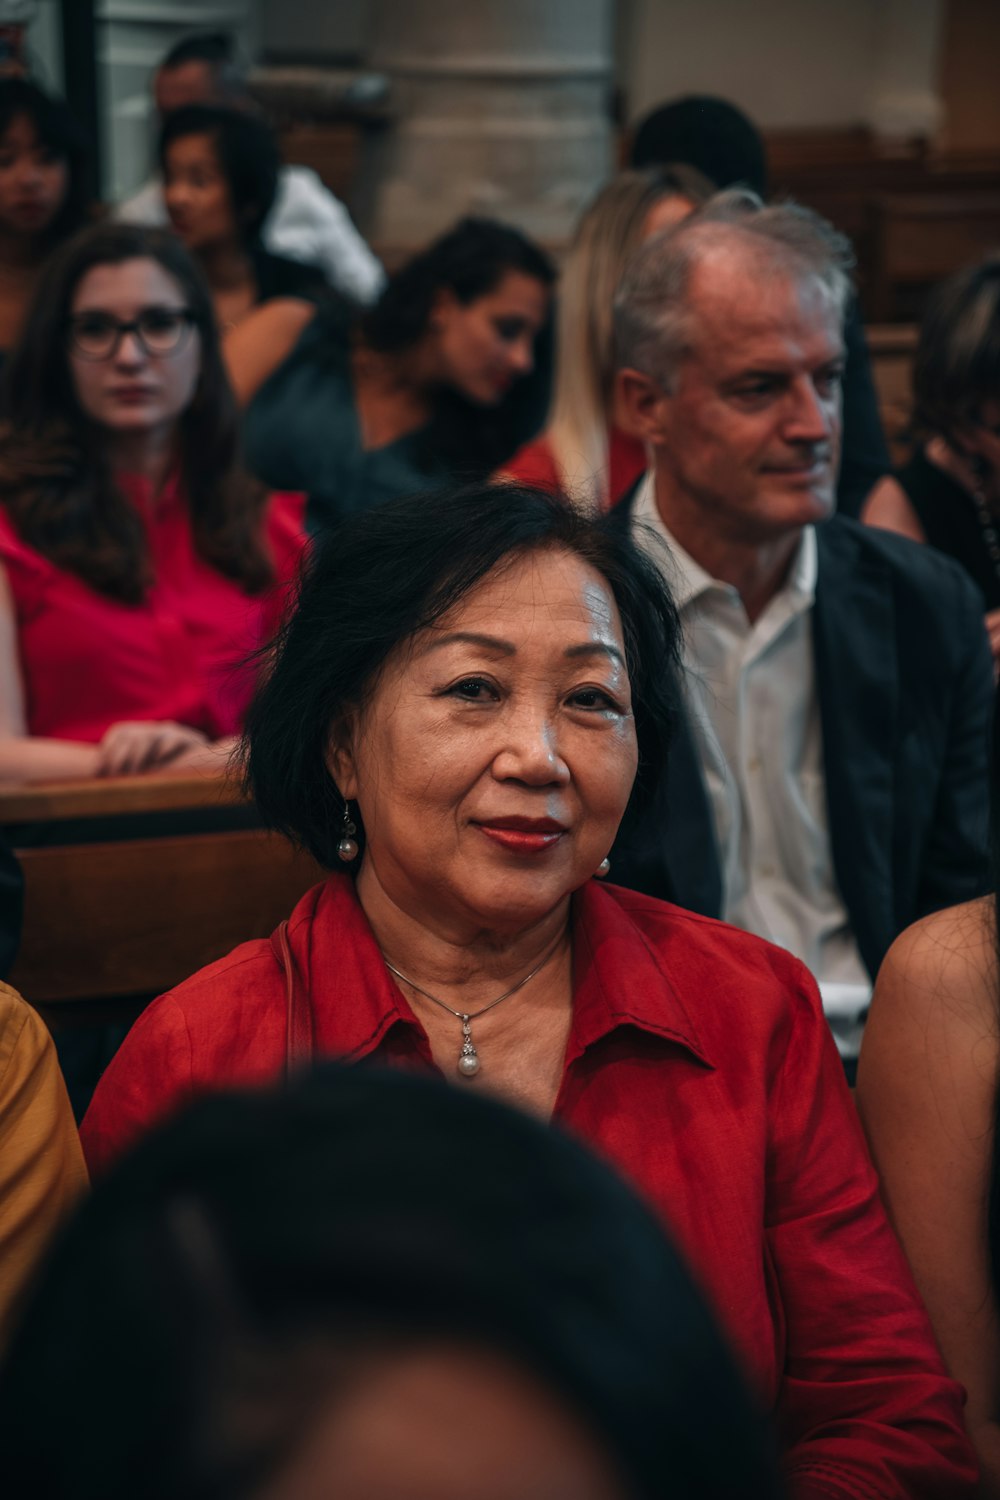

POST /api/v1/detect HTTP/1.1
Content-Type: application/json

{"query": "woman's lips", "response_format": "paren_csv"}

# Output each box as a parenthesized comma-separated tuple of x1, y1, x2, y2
(475, 819, 567, 854)
(108, 386, 157, 405)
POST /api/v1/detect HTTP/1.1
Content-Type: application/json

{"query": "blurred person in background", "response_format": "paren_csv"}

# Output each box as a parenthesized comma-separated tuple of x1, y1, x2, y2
(0, 223, 305, 784)
(160, 103, 328, 405)
(1, 1066, 785, 1500)
(0, 78, 88, 361)
(863, 257, 1000, 662)
(118, 31, 384, 307)
(0, 982, 84, 1349)
(244, 218, 554, 530)
(500, 165, 711, 511)
(630, 93, 891, 517)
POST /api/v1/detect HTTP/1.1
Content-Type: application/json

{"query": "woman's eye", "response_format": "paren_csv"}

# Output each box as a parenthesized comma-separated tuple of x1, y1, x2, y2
(494, 318, 526, 342)
(448, 678, 497, 701)
(570, 687, 618, 712)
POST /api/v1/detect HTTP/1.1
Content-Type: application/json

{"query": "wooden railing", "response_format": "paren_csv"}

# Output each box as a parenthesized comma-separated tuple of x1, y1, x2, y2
(2, 773, 326, 1016)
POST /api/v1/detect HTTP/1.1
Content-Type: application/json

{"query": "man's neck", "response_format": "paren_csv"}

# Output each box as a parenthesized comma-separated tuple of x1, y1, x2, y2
(652, 474, 802, 625)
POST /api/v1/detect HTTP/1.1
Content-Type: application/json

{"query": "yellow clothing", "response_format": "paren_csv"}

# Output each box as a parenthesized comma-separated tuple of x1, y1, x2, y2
(0, 984, 87, 1343)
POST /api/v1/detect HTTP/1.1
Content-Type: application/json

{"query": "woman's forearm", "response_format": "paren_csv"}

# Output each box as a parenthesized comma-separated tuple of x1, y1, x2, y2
(0, 736, 101, 785)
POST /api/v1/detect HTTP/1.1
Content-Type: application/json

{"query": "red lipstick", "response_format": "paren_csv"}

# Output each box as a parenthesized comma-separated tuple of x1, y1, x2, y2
(474, 816, 567, 854)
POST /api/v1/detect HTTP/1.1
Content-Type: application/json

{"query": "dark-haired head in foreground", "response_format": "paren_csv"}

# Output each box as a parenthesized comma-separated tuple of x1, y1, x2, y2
(243, 481, 681, 868)
(0, 1066, 783, 1500)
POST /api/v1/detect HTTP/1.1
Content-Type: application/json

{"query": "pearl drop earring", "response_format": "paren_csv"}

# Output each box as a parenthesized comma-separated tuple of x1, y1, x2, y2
(337, 801, 359, 862)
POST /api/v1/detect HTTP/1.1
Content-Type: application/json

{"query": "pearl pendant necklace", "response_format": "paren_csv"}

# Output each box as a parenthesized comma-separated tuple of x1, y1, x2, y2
(383, 939, 562, 1080)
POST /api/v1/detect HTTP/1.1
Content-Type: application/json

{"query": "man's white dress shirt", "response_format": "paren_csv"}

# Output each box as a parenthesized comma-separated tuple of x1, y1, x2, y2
(633, 473, 871, 1056)
(117, 165, 385, 306)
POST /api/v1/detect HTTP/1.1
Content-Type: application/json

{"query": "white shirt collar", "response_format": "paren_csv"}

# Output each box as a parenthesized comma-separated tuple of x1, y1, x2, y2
(631, 470, 817, 614)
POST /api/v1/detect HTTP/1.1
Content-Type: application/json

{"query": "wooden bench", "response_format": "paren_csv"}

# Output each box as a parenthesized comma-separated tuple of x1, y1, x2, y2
(0, 774, 326, 1023)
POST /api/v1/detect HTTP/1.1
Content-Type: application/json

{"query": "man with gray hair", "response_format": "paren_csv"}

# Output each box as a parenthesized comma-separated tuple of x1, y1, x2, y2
(612, 192, 992, 1065)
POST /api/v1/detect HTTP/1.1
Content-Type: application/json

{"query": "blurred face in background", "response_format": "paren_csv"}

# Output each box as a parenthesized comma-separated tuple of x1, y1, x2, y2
(429, 270, 550, 406)
(163, 131, 238, 252)
(154, 60, 218, 120)
(68, 256, 202, 445)
(0, 112, 68, 240)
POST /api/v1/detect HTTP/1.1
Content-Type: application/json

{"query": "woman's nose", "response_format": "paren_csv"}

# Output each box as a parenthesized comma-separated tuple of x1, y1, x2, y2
(492, 709, 570, 785)
(114, 331, 147, 367)
(508, 337, 534, 376)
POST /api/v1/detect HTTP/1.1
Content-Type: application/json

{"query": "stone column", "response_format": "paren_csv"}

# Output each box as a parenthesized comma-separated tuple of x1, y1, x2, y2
(367, 0, 614, 250)
(866, 0, 945, 143)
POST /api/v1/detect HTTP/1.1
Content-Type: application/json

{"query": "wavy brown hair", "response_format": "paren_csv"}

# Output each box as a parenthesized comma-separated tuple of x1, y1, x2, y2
(0, 222, 273, 603)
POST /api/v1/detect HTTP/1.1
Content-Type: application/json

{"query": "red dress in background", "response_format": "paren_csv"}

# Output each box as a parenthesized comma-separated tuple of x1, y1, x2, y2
(502, 426, 647, 509)
(0, 473, 306, 741)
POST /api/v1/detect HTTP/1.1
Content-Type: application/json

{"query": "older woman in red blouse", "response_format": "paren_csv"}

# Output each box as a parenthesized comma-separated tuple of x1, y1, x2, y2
(0, 222, 304, 784)
(82, 483, 977, 1497)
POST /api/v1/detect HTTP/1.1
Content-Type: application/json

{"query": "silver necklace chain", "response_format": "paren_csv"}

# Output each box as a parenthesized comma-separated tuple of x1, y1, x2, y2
(383, 938, 563, 1081)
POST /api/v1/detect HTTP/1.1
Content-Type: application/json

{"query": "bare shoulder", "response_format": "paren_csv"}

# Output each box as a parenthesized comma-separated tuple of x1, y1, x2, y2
(859, 898, 998, 1137)
(861, 474, 927, 543)
(872, 897, 995, 1036)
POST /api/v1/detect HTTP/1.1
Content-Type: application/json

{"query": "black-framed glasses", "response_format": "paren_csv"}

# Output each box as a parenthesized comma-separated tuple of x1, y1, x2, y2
(66, 307, 197, 361)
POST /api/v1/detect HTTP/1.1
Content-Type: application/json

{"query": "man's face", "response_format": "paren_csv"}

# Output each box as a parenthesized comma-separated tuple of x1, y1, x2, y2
(154, 61, 217, 119)
(650, 252, 845, 545)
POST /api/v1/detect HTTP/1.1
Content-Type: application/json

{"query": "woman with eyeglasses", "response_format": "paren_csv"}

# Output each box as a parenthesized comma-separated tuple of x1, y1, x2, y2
(0, 222, 306, 784)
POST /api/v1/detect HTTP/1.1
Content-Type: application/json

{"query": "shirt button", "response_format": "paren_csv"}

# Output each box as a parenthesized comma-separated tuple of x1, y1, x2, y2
(758, 863, 776, 878)
(748, 756, 762, 772)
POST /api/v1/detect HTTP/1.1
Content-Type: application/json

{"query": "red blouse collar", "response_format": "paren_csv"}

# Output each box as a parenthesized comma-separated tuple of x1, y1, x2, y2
(282, 874, 715, 1072)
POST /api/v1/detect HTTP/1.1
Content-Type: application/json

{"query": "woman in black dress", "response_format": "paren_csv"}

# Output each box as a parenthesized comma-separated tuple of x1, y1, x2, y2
(863, 256, 1000, 657)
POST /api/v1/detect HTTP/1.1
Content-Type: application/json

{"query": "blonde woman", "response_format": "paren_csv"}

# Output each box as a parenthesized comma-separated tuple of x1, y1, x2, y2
(500, 166, 710, 510)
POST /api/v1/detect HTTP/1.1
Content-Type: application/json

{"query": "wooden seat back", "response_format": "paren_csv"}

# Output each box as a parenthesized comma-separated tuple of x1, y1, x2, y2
(0, 775, 326, 1016)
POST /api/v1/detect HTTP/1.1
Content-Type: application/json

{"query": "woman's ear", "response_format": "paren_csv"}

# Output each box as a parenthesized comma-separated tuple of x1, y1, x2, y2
(325, 722, 359, 800)
(429, 286, 458, 333)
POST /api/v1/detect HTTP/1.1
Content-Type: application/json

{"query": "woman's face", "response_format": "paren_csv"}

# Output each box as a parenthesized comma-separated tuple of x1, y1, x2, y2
(0, 113, 68, 239)
(68, 257, 202, 439)
(333, 548, 638, 935)
(429, 271, 550, 406)
(163, 132, 237, 251)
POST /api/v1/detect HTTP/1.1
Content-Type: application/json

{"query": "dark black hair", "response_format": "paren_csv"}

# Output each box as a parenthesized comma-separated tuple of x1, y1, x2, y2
(630, 95, 769, 198)
(243, 482, 682, 868)
(0, 78, 90, 244)
(160, 30, 238, 76)
(912, 256, 1000, 449)
(159, 103, 280, 243)
(364, 215, 555, 354)
(0, 1067, 783, 1500)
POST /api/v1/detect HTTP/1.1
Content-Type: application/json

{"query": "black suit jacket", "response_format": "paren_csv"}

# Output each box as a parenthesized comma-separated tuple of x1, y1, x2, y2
(612, 501, 993, 980)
